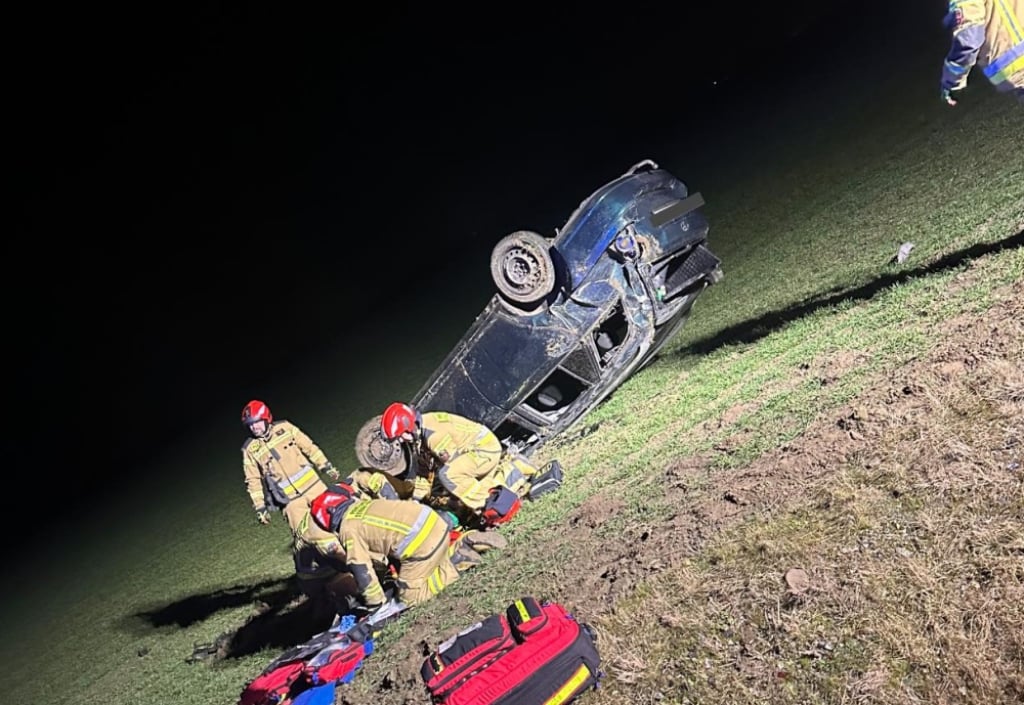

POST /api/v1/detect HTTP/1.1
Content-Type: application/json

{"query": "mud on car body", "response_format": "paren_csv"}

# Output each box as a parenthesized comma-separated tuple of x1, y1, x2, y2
(356, 159, 723, 473)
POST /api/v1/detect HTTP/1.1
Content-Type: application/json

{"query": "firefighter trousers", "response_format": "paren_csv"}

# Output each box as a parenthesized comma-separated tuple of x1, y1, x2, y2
(395, 534, 460, 606)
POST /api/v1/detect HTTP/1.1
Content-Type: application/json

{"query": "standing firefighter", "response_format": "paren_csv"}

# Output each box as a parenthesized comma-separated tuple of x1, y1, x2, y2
(308, 484, 483, 608)
(941, 0, 1024, 105)
(240, 399, 341, 531)
(379, 402, 559, 527)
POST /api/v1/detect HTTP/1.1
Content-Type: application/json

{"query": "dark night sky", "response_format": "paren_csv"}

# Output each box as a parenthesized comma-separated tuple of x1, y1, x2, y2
(11, 1, 940, 493)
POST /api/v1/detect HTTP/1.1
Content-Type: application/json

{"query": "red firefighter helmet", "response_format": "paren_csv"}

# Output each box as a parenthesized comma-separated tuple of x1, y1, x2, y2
(381, 402, 419, 440)
(241, 400, 272, 425)
(310, 484, 357, 532)
(241, 400, 273, 439)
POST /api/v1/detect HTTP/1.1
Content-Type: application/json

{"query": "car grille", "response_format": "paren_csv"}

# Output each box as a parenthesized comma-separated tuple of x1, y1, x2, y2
(659, 244, 720, 300)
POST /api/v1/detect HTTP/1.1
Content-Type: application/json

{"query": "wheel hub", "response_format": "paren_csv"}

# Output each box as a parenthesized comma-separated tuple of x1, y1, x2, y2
(367, 433, 400, 466)
(503, 249, 541, 289)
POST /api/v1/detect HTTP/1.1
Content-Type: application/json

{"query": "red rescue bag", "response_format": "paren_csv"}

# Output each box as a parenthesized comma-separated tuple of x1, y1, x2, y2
(238, 661, 304, 705)
(421, 596, 602, 705)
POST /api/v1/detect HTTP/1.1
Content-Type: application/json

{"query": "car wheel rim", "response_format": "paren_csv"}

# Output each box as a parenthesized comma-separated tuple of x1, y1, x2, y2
(367, 433, 400, 467)
(502, 248, 543, 292)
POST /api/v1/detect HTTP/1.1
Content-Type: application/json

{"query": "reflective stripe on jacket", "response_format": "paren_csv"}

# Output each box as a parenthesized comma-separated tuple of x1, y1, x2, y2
(336, 498, 450, 606)
(944, 0, 1024, 92)
(241, 420, 331, 510)
(421, 412, 500, 461)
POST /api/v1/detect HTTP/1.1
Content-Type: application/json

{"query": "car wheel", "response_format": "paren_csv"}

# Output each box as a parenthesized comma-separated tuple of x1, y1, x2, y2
(490, 230, 556, 307)
(354, 414, 409, 476)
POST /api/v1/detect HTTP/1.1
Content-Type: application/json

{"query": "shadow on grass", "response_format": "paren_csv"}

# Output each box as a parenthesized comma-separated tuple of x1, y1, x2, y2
(134, 577, 292, 628)
(210, 592, 337, 660)
(125, 575, 339, 660)
(681, 229, 1023, 356)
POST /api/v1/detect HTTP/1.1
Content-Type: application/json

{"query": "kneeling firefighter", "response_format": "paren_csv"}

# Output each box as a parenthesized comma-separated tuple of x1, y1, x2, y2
(291, 510, 369, 620)
(378, 402, 564, 528)
(308, 484, 486, 608)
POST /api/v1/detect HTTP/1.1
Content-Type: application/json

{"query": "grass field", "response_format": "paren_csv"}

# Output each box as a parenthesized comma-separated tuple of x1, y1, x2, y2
(3, 47, 1021, 705)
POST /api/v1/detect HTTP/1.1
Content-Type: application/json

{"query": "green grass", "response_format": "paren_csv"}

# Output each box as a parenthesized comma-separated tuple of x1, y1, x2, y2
(4, 63, 1022, 705)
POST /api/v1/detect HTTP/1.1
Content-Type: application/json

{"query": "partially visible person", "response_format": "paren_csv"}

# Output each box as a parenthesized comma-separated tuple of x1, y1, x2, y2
(345, 466, 409, 501)
(308, 484, 485, 608)
(379, 402, 552, 527)
(240, 399, 341, 531)
(940, 0, 1024, 105)
(343, 465, 468, 531)
(292, 537, 352, 623)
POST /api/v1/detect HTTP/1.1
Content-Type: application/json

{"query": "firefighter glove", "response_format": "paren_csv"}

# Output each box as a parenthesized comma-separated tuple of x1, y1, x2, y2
(255, 507, 272, 525)
(321, 463, 340, 481)
(941, 75, 967, 106)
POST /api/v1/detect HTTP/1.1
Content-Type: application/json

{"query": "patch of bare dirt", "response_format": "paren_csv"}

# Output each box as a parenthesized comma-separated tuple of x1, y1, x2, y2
(719, 401, 759, 427)
(338, 279, 1023, 705)
(569, 494, 626, 529)
(812, 349, 872, 387)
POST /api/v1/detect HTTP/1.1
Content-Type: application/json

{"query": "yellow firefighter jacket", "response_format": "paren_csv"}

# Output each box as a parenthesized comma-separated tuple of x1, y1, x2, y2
(293, 509, 345, 559)
(332, 497, 451, 607)
(347, 467, 411, 500)
(241, 419, 331, 511)
(943, 0, 1024, 93)
(411, 411, 503, 498)
(419, 412, 497, 459)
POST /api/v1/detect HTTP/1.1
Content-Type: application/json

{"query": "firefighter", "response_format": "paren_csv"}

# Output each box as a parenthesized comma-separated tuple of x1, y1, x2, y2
(293, 494, 505, 596)
(941, 0, 1024, 105)
(378, 402, 547, 527)
(308, 484, 484, 608)
(291, 509, 390, 620)
(240, 399, 341, 531)
(343, 465, 468, 531)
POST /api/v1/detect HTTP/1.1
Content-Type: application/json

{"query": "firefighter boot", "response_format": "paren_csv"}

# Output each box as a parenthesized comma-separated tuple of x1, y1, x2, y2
(450, 544, 484, 572)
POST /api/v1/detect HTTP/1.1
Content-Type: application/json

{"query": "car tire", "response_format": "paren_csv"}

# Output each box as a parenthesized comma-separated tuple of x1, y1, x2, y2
(354, 414, 409, 476)
(490, 230, 556, 308)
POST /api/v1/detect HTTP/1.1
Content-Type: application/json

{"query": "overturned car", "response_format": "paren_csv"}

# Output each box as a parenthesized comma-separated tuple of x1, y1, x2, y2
(355, 159, 722, 473)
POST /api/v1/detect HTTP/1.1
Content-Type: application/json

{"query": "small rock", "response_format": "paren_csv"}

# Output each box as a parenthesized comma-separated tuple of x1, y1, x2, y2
(895, 242, 915, 263)
(785, 568, 810, 594)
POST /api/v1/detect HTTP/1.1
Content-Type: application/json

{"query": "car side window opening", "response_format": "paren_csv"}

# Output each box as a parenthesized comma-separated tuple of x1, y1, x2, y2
(594, 304, 628, 365)
(524, 368, 588, 417)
